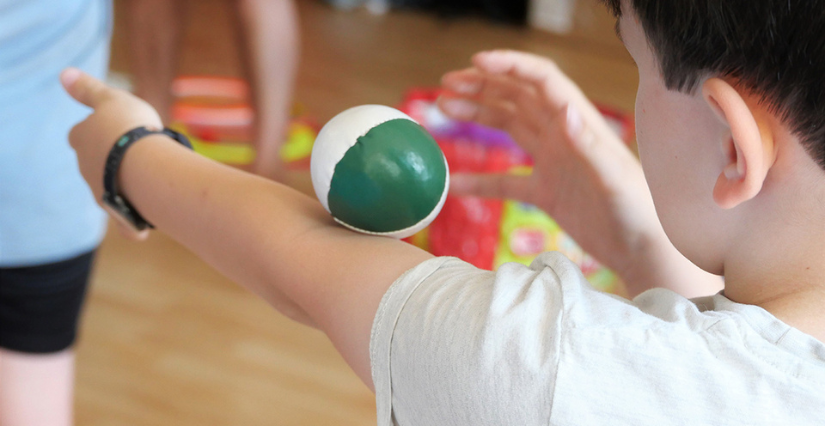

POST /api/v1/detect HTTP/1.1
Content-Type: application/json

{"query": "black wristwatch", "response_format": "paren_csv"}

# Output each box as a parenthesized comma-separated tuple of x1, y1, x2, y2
(102, 127, 193, 231)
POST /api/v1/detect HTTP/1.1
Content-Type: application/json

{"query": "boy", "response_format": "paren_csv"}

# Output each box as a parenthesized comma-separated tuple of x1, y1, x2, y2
(60, 0, 823, 423)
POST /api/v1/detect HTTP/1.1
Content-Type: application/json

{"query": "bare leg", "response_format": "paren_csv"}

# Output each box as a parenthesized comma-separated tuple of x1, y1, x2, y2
(125, 0, 187, 123)
(235, 0, 300, 180)
(0, 349, 75, 426)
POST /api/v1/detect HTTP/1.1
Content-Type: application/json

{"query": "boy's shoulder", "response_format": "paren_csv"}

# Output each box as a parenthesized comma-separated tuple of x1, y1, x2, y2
(371, 252, 825, 425)
(382, 251, 808, 342)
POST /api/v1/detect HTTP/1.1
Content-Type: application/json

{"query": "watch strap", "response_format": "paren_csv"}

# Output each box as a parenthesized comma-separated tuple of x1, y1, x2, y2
(102, 127, 193, 230)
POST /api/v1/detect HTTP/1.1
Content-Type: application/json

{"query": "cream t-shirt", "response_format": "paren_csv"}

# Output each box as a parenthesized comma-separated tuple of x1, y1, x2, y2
(370, 252, 825, 425)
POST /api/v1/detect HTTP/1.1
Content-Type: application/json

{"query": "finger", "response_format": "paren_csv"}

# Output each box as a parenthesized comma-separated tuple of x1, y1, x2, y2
(441, 68, 485, 96)
(474, 74, 547, 130)
(474, 50, 622, 141)
(562, 103, 637, 185)
(443, 68, 544, 124)
(60, 67, 113, 108)
(472, 50, 591, 114)
(437, 96, 541, 155)
(450, 172, 536, 203)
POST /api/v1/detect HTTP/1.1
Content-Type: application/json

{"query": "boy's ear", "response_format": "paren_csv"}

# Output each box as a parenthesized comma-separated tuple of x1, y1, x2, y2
(701, 78, 776, 209)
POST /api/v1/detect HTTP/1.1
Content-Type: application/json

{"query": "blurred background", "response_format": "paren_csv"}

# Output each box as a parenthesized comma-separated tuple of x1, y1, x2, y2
(77, 0, 636, 424)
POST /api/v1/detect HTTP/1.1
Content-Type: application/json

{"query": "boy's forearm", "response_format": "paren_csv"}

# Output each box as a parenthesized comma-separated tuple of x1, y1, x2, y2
(117, 135, 328, 325)
(116, 134, 433, 385)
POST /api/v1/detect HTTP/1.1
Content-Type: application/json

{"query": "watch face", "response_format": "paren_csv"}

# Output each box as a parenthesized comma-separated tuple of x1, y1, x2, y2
(102, 192, 151, 232)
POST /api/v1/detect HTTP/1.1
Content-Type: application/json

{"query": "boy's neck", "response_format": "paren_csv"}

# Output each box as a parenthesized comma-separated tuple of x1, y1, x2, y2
(722, 215, 825, 343)
(727, 282, 825, 343)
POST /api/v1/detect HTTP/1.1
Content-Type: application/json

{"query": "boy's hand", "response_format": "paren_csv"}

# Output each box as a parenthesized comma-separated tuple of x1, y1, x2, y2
(61, 68, 164, 240)
(438, 51, 664, 292)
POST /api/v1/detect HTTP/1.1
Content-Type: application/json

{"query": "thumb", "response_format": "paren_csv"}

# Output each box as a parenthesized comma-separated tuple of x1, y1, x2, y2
(60, 68, 111, 108)
(562, 103, 626, 174)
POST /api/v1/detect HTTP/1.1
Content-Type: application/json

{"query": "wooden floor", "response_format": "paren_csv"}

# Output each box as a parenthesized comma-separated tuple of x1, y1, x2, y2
(78, 1, 638, 424)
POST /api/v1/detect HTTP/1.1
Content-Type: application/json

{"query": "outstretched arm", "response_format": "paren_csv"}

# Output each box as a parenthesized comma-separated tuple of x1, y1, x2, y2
(60, 69, 431, 389)
(439, 50, 723, 298)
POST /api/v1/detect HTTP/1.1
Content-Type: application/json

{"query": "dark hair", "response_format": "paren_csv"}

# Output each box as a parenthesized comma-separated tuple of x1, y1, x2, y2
(602, 0, 825, 170)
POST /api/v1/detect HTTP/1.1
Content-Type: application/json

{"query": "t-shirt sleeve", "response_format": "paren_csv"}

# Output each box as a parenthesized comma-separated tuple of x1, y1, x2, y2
(370, 251, 590, 426)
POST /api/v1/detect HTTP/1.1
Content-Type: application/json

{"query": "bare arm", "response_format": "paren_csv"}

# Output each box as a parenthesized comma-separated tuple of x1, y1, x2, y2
(61, 69, 431, 389)
(235, 0, 300, 180)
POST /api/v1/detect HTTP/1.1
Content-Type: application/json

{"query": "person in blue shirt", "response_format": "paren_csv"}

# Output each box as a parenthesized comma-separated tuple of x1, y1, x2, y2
(0, 1, 111, 424)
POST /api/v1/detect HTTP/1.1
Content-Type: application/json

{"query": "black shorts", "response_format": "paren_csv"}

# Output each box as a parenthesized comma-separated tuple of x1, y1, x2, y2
(0, 251, 96, 354)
